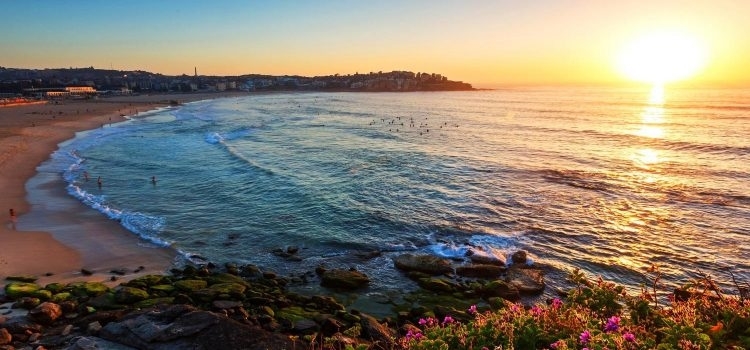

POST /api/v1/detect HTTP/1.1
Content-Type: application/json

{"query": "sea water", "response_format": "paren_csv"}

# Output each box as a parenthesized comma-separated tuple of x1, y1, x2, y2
(36, 87, 750, 300)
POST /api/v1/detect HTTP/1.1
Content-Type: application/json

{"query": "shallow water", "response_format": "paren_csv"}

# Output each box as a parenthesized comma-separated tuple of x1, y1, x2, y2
(34, 87, 750, 304)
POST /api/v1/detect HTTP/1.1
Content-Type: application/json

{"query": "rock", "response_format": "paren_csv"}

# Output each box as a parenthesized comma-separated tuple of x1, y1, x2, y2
(31, 289, 52, 301)
(135, 297, 175, 309)
(28, 302, 62, 325)
(359, 313, 396, 349)
(44, 283, 65, 293)
(110, 268, 128, 276)
(81, 268, 94, 276)
(212, 300, 242, 310)
(148, 284, 175, 295)
(87, 321, 102, 335)
(286, 246, 299, 254)
(506, 267, 545, 294)
(14, 296, 41, 309)
(70, 282, 110, 297)
(173, 279, 208, 292)
(393, 254, 453, 275)
(510, 250, 528, 265)
(207, 273, 250, 287)
(61, 324, 74, 336)
(4, 282, 41, 299)
(292, 319, 318, 334)
(467, 253, 506, 266)
(114, 287, 149, 304)
(1, 316, 43, 334)
(68, 336, 138, 350)
(99, 304, 295, 350)
(417, 278, 456, 293)
(125, 274, 165, 289)
(208, 283, 247, 298)
(5, 275, 37, 283)
(320, 269, 370, 290)
(481, 280, 520, 300)
(455, 264, 506, 278)
(0, 328, 10, 345)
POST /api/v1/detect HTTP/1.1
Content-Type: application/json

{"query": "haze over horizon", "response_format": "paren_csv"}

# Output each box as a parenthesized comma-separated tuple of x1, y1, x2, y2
(3, 0, 750, 88)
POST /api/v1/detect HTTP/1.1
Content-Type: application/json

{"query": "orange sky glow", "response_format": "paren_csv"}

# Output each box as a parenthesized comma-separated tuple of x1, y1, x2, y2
(2, 0, 749, 88)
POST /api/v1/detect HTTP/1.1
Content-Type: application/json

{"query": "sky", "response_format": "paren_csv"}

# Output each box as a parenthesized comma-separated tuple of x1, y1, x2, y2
(2, 0, 749, 87)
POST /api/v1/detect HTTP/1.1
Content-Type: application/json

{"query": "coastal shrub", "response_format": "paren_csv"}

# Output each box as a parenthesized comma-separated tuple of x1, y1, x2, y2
(401, 269, 750, 349)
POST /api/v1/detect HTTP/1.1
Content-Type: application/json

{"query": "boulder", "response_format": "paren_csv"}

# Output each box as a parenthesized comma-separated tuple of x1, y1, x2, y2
(455, 264, 506, 278)
(393, 254, 453, 275)
(320, 269, 370, 290)
(99, 304, 295, 350)
(359, 313, 396, 349)
(510, 250, 528, 265)
(4, 282, 41, 299)
(481, 280, 520, 301)
(28, 302, 63, 325)
(174, 279, 208, 292)
(0, 328, 10, 345)
(417, 278, 456, 293)
(70, 281, 110, 297)
(114, 287, 150, 304)
(506, 267, 545, 294)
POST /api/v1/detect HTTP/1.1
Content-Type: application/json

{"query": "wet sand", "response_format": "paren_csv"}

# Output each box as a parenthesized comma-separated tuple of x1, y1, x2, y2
(0, 93, 245, 286)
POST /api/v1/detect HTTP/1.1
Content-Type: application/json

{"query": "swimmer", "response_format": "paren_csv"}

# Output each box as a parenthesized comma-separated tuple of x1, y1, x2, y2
(151, 176, 157, 185)
(97, 176, 102, 188)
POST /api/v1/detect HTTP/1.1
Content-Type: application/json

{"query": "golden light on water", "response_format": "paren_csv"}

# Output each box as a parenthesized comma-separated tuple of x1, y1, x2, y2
(632, 84, 666, 170)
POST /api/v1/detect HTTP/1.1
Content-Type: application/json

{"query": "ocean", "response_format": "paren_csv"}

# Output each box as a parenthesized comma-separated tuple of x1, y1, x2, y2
(31, 86, 750, 303)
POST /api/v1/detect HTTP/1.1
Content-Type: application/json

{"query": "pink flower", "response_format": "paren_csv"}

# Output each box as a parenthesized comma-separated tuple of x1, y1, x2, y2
(580, 330, 592, 344)
(442, 315, 455, 325)
(623, 332, 636, 343)
(531, 305, 544, 316)
(604, 316, 621, 333)
(551, 298, 563, 309)
(468, 304, 478, 314)
(405, 330, 423, 341)
(418, 317, 437, 327)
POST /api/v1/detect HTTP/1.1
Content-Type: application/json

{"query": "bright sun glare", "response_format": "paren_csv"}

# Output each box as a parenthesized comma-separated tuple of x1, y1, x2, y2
(616, 31, 708, 84)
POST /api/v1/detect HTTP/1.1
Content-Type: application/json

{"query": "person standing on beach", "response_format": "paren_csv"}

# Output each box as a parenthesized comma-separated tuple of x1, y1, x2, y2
(9, 208, 15, 219)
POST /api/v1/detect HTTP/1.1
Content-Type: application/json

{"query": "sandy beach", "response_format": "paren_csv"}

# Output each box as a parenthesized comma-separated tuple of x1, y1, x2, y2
(0, 92, 246, 287)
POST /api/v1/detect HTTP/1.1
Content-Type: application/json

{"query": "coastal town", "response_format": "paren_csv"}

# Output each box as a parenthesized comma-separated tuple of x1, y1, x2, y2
(0, 67, 474, 103)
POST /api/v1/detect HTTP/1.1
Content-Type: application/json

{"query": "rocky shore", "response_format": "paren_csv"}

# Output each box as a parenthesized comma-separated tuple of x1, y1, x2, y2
(0, 250, 549, 350)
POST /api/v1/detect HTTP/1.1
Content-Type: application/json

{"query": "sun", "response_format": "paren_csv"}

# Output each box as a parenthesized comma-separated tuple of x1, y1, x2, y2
(616, 31, 708, 84)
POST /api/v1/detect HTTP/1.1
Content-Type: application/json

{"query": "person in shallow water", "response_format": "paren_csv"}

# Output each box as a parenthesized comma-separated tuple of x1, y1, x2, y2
(97, 176, 102, 188)
(151, 176, 157, 185)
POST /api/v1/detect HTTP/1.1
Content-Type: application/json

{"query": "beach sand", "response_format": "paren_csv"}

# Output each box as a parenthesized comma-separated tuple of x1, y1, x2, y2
(0, 93, 245, 287)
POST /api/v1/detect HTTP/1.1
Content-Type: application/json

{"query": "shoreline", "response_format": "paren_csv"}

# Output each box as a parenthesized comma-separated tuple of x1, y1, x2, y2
(0, 92, 247, 286)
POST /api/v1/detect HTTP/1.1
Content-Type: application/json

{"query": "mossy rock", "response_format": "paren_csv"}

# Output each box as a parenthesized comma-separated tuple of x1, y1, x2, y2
(277, 306, 318, 323)
(87, 293, 124, 310)
(482, 279, 520, 300)
(207, 273, 250, 287)
(125, 274, 165, 289)
(6, 275, 38, 283)
(320, 269, 370, 290)
(191, 288, 218, 303)
(394, 254, 453, 275)
(51, 292, 73, 303)
(15, 296, 41, 309)
(4, 282, 41, 299)
(209, 282, 246, 297)
(69, 281, 110, 297)
(417, 278, 456, 294)
(45, 282, 66, 293)
(115, 286, 150, 304)
(174, 279, 208, 292)
(31, 289, 53, 301)
(135, 297, 175, 308)
(150, 284, 175, 295)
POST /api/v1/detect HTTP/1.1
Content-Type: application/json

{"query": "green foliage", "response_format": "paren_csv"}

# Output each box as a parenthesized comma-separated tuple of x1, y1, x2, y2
(401, 269, 750, 350)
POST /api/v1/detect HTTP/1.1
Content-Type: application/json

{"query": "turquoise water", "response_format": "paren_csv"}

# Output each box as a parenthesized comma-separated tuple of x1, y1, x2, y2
(38, 87, 750, 297)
